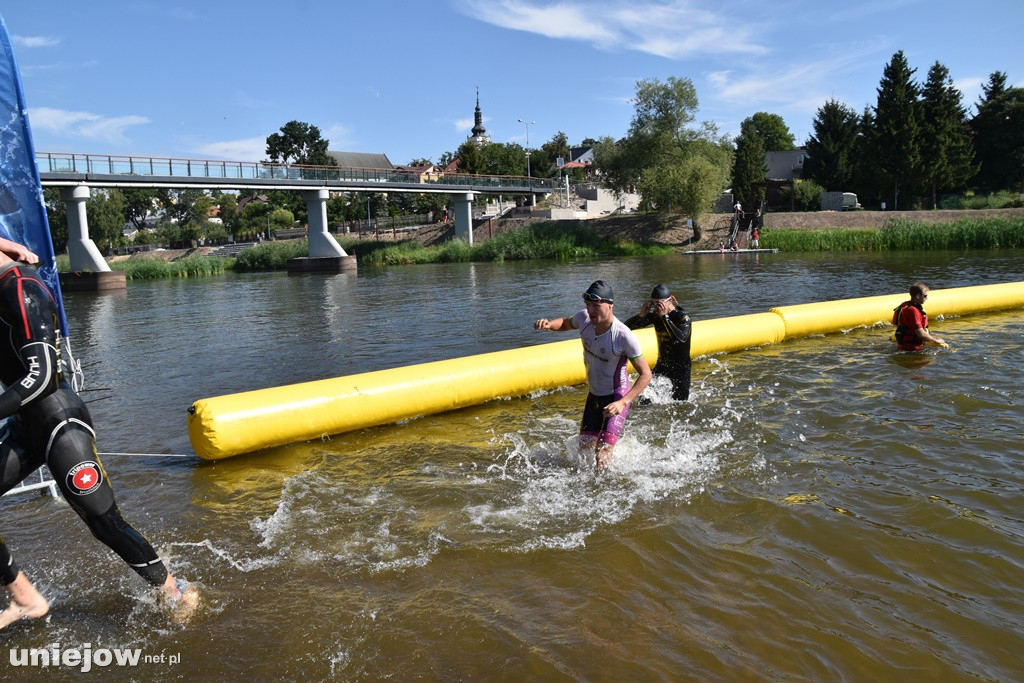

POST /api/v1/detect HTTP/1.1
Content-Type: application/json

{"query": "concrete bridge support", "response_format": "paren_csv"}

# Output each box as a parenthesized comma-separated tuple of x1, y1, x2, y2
(454, 192, 475, 245)
(304, 189, 347, 258)
(286, 189, 356, 274)
(63, 186, 109, 272)
(59, 185, 126, 292)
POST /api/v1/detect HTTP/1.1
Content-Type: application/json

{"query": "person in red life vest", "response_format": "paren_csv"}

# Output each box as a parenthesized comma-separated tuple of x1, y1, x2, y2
(892, 282, 947, 351)
(0, 238, 198, 628)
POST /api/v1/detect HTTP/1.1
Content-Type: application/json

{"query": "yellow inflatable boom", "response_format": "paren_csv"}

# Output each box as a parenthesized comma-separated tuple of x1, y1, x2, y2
(188, 281, 1024, 460)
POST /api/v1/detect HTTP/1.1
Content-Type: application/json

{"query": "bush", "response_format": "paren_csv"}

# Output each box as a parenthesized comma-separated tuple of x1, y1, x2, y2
(353, 221, 674, 266)
(233, 239, 309, 271)
(110, 255, 230, 279)
(961, 191, 1024, 210)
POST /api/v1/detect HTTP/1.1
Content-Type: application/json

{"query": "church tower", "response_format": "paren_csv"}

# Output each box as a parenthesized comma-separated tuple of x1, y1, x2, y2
(468, 88, 491, 146)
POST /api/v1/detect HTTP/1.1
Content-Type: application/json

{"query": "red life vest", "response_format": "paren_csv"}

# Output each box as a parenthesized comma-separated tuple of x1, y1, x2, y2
(892, 301, 926, 347)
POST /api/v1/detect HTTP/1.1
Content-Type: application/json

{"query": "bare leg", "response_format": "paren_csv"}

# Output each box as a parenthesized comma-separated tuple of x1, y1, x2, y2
(579, 435, 614, 469)
(595, 442, 615, 470)
(0, 571, 49, 629)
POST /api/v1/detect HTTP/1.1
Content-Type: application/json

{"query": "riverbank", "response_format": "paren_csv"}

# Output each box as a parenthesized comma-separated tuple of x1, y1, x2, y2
(352, 207, 1024, 252)
(103, 207, 1024, 267)
(587, 207, 1024, 251)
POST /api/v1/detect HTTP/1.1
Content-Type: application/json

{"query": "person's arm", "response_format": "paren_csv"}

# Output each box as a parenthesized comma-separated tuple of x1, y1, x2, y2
(623, 312, 654, 330)
(603, 354, 652, 417)
(0, 237, 38, 264)
(665, 307, 691, 344)
(904, 306, 946, 347)
(914, 325, 946, 347)
(0, 274, 60, 419)
(534, 316, 574, 332)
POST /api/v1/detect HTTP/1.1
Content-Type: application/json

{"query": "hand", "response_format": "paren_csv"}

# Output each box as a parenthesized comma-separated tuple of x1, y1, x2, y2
(602, 399, 626, 418)
(0, 239, 37, 264)
(534, 318, 551, 331)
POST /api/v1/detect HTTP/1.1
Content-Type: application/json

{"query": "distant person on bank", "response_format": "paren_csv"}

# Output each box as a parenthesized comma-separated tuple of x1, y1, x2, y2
(624, 284, 693, 401)
(892, 282, 947, 351)
(534, 280, 652, 469)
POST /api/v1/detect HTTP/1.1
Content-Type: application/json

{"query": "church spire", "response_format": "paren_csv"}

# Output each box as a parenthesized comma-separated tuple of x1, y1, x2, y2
(469, 87, 490, 145)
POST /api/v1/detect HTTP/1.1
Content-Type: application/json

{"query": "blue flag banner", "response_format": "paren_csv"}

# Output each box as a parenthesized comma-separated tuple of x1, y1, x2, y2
(0, 12, 69, 336)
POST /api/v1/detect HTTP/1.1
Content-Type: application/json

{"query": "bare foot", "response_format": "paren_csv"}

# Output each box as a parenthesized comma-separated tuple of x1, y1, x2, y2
(0, 573, 49, 629)
(159, 578, 200, 625)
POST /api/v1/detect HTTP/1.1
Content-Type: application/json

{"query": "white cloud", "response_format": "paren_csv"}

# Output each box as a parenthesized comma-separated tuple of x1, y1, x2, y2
(320, 123, 354, 149)
(464, 0, 618, 43)
(454, 117, 474, 133)
(28, 107, 148, 144)
(953, 75, 986, 110)
(462, 0, 767, 59)
(194, 137, 267, 160)
(12, 35, 60, 48)
(705, 39, 883, 108)
(195, 123, 355, 161)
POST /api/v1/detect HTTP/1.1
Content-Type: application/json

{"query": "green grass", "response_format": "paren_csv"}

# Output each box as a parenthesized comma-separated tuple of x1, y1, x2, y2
(233, 239, 309, 271)
(357, 221, 673, 266)
(763, 216, 1024, 252)
(110, 255, 231, 279)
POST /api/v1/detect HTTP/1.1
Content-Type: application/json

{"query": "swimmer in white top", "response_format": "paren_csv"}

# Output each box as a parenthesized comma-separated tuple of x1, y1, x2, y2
(534, 280, 652, 468)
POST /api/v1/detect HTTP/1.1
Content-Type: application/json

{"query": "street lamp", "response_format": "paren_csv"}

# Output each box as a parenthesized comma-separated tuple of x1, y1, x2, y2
(517, 118, 535, 179)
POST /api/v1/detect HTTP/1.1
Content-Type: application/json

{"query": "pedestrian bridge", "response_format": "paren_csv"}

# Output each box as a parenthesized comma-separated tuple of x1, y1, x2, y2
(37, 152, 558, 273)
(36, 152, 556, 195)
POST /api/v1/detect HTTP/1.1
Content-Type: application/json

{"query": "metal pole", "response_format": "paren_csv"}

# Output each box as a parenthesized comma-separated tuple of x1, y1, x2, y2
(517, 118, 535, 179)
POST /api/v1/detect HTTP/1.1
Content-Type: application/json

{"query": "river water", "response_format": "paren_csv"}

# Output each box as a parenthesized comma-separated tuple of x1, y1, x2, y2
(2, 249, 1023, 680)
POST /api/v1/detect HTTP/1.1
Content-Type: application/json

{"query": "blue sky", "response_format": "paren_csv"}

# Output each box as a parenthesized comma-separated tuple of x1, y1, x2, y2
(4, 1, 1022, 166)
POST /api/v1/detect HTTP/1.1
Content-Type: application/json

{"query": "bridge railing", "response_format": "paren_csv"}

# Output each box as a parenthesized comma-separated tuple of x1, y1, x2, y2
(35, 152, 556, 192)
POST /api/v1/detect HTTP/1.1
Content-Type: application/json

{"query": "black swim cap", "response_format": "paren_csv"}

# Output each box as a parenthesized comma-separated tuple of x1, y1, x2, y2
(650, 284, 671, 300)
(583, 280, 614, 304)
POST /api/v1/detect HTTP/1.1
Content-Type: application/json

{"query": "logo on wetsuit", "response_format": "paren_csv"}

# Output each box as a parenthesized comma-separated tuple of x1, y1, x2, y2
(67, 461, 103, 495)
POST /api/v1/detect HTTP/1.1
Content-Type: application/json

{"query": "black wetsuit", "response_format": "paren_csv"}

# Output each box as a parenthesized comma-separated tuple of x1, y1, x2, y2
(0, 262, 168, 587)
(625, 305, 692, 401)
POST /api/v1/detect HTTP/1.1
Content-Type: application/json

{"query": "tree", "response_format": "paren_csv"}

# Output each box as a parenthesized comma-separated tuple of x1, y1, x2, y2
(43, 188, 68, 254)
(453, 140, 484, 175)
(265, 120, 332, 165)
(594, 76, 731, 224)
(121, 188, 166, 231)
(746, 112, 796, 151)
(85, 188, 125, 252)
(211, 191, 241, 239)
(803, 99, 860, 191)
(268, 208, 295, 233)
(326, 193, 353, 226)
(971, 71, 1024, 193)
(534, 131, 571, 178)
(161, 189, 212, 242)
(240, 199, 272, 234)
(919, 62, 976, 208)
(731, 117, 768, 210)
(454, 140, 526, 177)
(869, 51, 923, 209)
(479, 142, 527, 176)
(852, 105, 884, 208)
(780, 180, 824, 212)
(411, 192, 449, 217)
